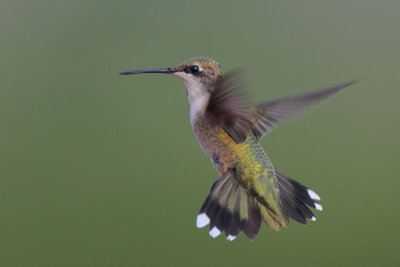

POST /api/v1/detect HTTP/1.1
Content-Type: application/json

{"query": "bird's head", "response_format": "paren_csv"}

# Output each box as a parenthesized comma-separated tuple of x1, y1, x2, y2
(120, 57, 222, 107)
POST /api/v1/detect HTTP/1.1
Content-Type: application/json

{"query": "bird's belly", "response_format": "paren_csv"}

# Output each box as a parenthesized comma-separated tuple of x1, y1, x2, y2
(192, 116, 275, 187)
(192, 120, 239, 174)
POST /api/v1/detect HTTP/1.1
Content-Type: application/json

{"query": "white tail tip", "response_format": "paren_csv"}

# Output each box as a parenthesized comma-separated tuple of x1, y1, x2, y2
(209, 227, 221, 238)
(196, 213, 210, 228)
(227, 235, 237, 241)
(314, 203, 323, 211)
(307, 189, 321, 201)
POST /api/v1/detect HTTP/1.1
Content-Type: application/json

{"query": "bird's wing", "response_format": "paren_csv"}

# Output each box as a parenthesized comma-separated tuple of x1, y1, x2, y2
(206, 71, 251, 143)
(249, 81, 356, 140)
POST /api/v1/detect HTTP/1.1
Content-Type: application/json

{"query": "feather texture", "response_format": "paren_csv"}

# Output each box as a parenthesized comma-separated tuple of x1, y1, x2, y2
(276, 169, 322, 224)
(206, 72, 251, 143)
(250, 81, 357, 139)
(197, 170, 262, 240)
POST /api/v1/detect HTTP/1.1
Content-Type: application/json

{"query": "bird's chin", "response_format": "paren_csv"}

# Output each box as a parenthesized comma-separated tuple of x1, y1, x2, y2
(172, 71, 187, 80)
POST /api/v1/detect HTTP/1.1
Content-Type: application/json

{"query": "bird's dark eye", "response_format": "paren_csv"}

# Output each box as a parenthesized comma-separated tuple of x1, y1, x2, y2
(190, 65, 199, 74)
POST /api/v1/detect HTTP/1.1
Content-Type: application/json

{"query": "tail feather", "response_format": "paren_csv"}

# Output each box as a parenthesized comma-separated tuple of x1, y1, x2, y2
(223, 183, 240, 239)
(258, 204, 281, 231)
(276, 169, 322, 224)
(197, 170, 262, 240)
(210, 179, 234, 235)
(196, 169, 323, 240)
(241, 187, 261, 239)
(251, 175, 289, 229)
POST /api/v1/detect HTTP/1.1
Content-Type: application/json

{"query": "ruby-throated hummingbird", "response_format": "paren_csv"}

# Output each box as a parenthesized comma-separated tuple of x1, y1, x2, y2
(121, 57, 355, 241)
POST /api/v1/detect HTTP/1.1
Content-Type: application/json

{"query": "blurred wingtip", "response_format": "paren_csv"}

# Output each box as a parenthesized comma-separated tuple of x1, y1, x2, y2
(344, 78, 365, 87)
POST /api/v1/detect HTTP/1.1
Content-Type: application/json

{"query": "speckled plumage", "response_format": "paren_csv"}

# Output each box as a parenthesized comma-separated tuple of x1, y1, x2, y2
(120, 57, 356, 240)
(192, 114, 285, 230)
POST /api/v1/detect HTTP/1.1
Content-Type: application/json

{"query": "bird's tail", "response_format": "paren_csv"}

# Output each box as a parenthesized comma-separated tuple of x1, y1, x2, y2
(196, 169, 322, 240)
(275, 169, 322, 224)
(196, 170, 262, 240)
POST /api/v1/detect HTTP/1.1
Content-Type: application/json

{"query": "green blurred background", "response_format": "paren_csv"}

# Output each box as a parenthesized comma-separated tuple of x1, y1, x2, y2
(1, 0, 399, 266)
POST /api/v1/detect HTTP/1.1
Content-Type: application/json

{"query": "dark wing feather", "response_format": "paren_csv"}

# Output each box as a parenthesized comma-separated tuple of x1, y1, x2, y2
(250, 81, 357, 140)
(206, 72, 251, 143)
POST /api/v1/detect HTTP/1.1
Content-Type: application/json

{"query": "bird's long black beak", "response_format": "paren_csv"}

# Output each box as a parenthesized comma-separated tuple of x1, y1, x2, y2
(120, 67, 173, 75)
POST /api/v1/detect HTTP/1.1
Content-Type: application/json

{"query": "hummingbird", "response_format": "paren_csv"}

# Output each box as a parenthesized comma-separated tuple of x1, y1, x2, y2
(120, 57, 355, 241)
